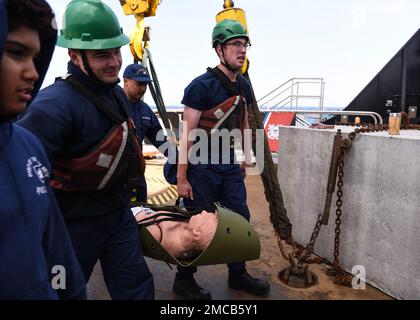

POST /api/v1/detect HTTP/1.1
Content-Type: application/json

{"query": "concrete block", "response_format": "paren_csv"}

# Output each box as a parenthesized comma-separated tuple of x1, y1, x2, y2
(277, 126, 420, 299)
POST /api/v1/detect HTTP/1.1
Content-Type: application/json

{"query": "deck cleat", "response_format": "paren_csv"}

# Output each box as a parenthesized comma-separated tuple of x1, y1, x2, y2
(278, 255, 318, 288)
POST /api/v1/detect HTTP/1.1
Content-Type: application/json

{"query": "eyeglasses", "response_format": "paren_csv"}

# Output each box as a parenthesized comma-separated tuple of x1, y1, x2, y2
(224, 41, 251, 50)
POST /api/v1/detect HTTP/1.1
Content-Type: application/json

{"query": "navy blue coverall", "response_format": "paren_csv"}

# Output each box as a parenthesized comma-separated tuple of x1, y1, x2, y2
(178, 69, 252, 278)
(0, 0, 86, 299)
(0, 123, 87, 299)
(17, 62, 154, 300)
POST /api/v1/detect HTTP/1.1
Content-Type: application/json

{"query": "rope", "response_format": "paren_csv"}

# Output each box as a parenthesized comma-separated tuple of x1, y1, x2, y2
(244, 70, 293, 240)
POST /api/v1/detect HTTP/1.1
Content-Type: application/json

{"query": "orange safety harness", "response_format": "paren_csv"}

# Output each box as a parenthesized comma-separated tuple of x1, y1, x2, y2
(50, 75, 145, 191)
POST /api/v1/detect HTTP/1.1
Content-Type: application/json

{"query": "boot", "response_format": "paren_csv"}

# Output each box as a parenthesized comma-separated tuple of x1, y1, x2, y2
(228, 272, 270, 296)
(173, 276, 212, 300)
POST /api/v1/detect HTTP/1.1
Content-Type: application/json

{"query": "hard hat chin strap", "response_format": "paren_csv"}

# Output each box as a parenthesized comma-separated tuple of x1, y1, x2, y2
(221, 46, 240, 73)
(80, 50, 101, 82)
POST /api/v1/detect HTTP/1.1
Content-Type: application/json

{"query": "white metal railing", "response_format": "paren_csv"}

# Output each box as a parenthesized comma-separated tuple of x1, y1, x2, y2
(269, 110, 383, 124)
(295, 114, 312, 127)
(257, 78, 325, 111)
(158, 109, 383, 124)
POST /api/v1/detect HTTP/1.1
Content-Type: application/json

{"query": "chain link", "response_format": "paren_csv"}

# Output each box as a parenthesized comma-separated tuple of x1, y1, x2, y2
(298, 214, 324, 264)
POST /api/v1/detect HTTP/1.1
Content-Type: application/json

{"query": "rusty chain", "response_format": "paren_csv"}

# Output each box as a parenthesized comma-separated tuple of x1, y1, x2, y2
(333, 147, 345, 268)
(280, 119, 420, 287)
(326, 142, 353, 286)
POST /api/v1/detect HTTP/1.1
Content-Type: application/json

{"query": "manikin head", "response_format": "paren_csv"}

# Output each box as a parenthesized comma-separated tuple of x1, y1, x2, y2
(134, 208, 218, 260)
(181, 210, 218, 255)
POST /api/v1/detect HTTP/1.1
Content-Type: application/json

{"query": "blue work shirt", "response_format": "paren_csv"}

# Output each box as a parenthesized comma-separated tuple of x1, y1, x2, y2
(126, 99, 166, 200)
(181, 69, 252, 111)
(181, 68, 253, 164)
(0, 122, 86, 299)
(0, 0, 85, 299)
(127, 99, 165, 149)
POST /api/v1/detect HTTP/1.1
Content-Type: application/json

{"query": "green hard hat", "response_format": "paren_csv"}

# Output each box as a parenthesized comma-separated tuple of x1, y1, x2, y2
(212, 19, 249, 48)
(57, 0, 129, 50)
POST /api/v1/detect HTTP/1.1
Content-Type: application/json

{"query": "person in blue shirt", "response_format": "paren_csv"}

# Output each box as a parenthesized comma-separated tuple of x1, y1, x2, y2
(17, 0, 154, 300)
(173, 19, 270, 300)
(0, 0, 86, 299)
(123, 63, 165, 203)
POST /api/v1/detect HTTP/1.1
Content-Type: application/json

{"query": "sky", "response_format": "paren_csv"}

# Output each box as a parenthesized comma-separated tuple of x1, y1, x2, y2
(44, 0, 420, 108)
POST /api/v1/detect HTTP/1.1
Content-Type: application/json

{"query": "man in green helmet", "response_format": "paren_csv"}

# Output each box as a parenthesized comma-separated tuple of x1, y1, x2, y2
(172, 19, 270, 299)
(18, 0, 154, 300)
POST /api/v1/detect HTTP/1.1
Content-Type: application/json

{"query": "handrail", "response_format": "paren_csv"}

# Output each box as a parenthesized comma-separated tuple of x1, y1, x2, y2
(272, 95, 324, 110)
(258, 77, 325, 111)
(268, 110, 383, 124)
(257, 78, 295, 103)
(260, 85, 293, 107)
(154, 109, 383, 124)
(257, 77, 324, 103)
(295, 114, 312, 126)
(273, 95, 293, 109)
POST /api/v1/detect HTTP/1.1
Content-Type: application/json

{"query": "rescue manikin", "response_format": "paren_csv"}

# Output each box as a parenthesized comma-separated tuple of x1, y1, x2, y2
(133, 207, 218, 260)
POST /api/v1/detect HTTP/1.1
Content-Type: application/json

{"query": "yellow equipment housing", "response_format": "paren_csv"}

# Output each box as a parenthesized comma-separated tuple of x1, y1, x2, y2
(215, 1, 250, 74)
(120, 0, 159, 17)
(120, 0, 160, 61)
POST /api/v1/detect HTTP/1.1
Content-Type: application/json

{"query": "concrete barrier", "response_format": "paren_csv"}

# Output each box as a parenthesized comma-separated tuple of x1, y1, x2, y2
(277, 125, 420, 299)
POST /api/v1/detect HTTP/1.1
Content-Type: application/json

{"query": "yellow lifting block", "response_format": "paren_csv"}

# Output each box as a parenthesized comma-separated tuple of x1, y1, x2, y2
(120, 0, 159, 61)
(120, 0, 159, 17)
(216, 7, 249, 35)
